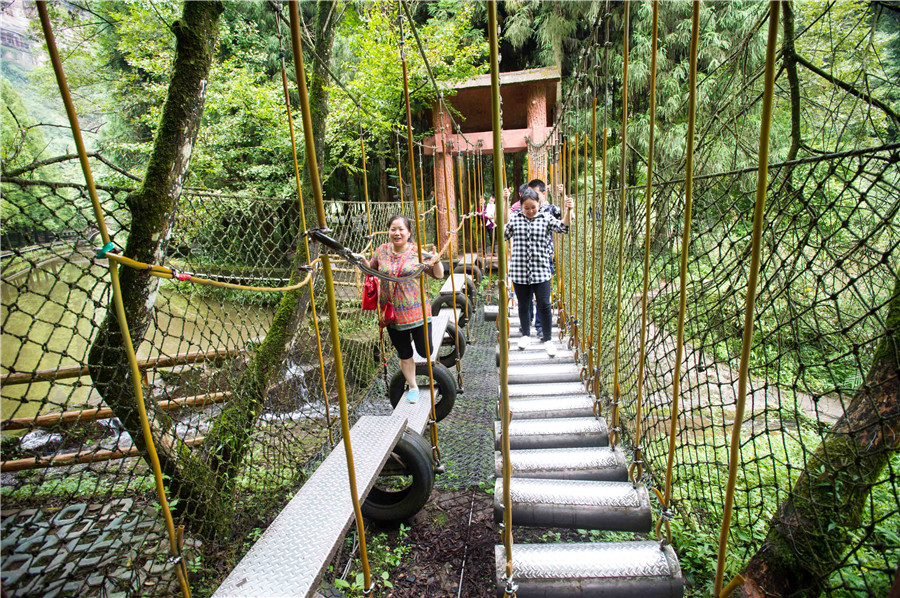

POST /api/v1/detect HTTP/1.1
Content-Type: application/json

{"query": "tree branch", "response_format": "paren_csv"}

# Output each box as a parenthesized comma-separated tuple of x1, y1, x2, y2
(2, 151, 141, 181)
(795, 53, 900, 126)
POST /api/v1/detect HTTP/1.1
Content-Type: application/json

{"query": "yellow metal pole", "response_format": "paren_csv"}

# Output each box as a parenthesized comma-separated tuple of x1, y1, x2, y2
(581, 133, 589, 360)
(587, 98, 598, 392)
(36, 4, 192, 595)
(281, 54, 333, 447)
(713, 3, 781, 594)
(397, 3, 440, 460)
(289, 1, 372, 589)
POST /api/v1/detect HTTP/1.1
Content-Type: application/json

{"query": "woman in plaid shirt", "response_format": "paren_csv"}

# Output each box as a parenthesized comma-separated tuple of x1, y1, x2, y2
(504, 187, 574, 356)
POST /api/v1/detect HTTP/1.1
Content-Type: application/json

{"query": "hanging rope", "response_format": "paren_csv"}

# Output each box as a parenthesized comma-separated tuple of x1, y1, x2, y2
(398, 0, 441, 465)
(713, 3, 781, 594)
(35, 4, 192, 596)
(657, 0, 701, 546)
(593, 0, 612, 406)
(630, 0, 659, 485)
(610, 0, 631, 451)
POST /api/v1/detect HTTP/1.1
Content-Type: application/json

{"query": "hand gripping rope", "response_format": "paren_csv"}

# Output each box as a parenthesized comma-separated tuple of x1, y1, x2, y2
(304, 228, 431, 283)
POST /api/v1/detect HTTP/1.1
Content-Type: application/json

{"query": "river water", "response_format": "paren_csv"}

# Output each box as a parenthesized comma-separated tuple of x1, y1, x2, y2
(1, 256, 274, 423)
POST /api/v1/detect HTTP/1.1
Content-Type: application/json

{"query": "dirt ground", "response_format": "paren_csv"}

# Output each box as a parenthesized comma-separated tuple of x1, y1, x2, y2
(375, 489, 496, 598)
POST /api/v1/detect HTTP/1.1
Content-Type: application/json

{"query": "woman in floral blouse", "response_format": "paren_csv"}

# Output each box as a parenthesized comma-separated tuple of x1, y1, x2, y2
(362, 215, 444, 403)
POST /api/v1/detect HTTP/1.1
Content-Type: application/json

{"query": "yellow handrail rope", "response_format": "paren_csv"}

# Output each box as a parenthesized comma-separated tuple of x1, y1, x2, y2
(277, 21, 335, 446)
(288, 2, 372, 590)
(630, 0, 659, 485)
(440, 139, 463, 383)
(398, 2, 440, 464)
(610, 0, 631, 452)
(103, 253, 316, 292)
(713, 3, 780, 594)
(657, 0, 701, 546)
(488, 3, 516, 595)
(35, 5, 192, 596)
(587, 97, 598, 393)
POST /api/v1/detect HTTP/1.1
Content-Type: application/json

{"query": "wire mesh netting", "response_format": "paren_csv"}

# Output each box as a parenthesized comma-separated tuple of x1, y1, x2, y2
(0, 175, 439, 596)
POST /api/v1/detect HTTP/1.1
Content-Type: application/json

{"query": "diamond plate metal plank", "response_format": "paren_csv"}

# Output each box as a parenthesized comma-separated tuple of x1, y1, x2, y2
(412, 310, 452, 363)
(503, 479, 645, 507)
(506, 382, 586, 397)
(213, 415, 406, 598)
(495, 542, 683, 595)
(438, 273, 472, 294)
(496, 447, 628, 481)
(506, 396, 594, 419)
(494, 417, 608, 450)
(508, 327, 562, 339)
(502, 349, 576, 364)
(390, 395, 433, 436)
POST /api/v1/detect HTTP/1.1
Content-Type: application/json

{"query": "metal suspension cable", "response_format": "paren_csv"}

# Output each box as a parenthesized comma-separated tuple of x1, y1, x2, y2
(398, 1, 441, 464)
(592, 2, 612, 405)
(487, 3, 516, 595)
(360, 123, 373, 237)
(587, 94, 598, 393)
(287, 2, 373, 592)
(610, 0, 631, 451)
(400, 0, 481, 154)
(276, 5, 334, 445)
(581, 131, 589, 362)
(714, 3, 781, 595)
(657, 0, 702, 546)
(458, 156, 471, 337)
(441, 139, 464, 389)
(630, 0, 659, 485)
(35, 5, 192, 596)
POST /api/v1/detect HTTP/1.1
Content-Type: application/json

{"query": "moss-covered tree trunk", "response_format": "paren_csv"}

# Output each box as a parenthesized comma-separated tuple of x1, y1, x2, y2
(84, 1, 233, 537)
(86, 2, 222, 476)
(737, 270, 900, 597)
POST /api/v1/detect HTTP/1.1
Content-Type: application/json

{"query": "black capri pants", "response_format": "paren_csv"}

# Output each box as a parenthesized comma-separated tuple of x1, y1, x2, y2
(387, 322, 433, 360)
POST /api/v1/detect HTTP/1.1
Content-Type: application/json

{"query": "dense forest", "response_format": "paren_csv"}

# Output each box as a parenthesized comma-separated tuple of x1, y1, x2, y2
(1, 1, 899, 597)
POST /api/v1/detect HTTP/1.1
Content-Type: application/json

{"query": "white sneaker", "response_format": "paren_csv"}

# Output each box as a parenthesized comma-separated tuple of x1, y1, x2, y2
(543, 340, 557, 357)
(517, 335, 532, 350)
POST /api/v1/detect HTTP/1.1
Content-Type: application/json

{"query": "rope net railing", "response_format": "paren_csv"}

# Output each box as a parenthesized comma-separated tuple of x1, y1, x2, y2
(585, 143, 900, 594)
(0, 172, 433, 596)
(536, 1, 900, 594)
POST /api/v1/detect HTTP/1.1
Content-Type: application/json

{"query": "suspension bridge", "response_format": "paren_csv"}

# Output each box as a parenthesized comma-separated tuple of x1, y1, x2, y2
(2, 1, 898, 597)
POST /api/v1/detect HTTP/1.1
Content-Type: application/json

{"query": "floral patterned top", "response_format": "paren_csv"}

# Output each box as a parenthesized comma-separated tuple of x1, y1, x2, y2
(369, 243, 437, 330)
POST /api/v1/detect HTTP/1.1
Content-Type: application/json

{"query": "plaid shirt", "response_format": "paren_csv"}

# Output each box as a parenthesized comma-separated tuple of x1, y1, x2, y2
(504, 211, 568, 285)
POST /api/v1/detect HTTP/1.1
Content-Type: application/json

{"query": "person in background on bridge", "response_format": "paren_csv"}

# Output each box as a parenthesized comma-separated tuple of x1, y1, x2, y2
(505, 187, 574, 357)
(360, 215, 444, 403)
(504, 180, 566, 338)
(483, 194, 496, 254)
